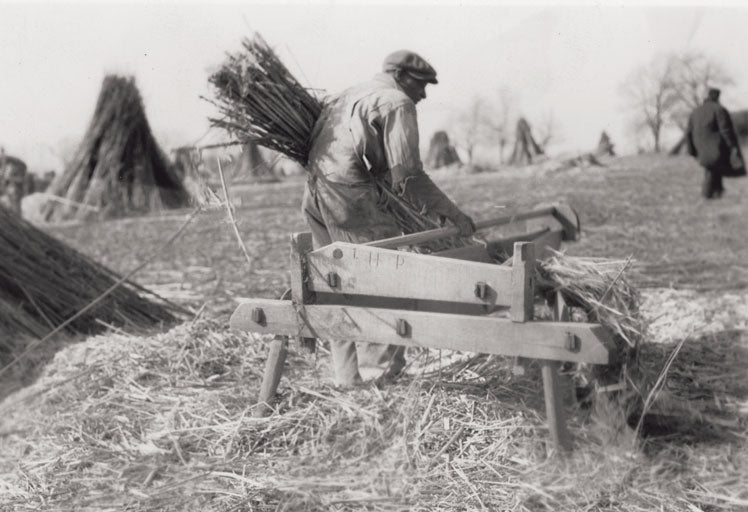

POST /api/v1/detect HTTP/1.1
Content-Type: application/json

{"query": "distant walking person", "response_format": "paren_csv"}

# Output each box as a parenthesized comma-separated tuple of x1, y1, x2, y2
(685, 88, 746, 199)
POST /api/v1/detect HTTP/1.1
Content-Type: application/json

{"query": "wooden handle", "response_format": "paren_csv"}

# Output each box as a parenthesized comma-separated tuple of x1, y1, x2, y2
(366, 206, 558, 249)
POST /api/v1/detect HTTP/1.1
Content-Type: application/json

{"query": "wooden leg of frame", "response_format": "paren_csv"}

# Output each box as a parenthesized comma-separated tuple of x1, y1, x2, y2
(542, 289, 572, 452)
(553, 290, 576, 406)
(542, 359, 572, 452)
(254, 335, 288, 418)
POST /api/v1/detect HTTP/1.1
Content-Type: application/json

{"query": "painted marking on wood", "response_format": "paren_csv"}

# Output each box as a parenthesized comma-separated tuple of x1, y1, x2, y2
(304, 242, 514, 307)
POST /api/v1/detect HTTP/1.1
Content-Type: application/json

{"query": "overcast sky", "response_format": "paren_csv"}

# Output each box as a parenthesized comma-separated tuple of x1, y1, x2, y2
(2, 1, 748, 171)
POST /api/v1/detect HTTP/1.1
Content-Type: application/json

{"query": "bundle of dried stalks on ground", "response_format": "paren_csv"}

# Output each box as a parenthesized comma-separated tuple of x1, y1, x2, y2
(207, 34, 465, 250)
(43, 75, 188, 222)
(537, 250, 644, 386)
(0, 204, 180, 361)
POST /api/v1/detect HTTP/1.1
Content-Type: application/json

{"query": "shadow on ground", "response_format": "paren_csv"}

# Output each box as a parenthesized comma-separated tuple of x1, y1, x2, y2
(626, 329, 748, 451)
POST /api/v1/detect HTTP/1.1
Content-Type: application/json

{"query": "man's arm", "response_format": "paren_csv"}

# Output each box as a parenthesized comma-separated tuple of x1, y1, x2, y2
(381, 102, 475, 236)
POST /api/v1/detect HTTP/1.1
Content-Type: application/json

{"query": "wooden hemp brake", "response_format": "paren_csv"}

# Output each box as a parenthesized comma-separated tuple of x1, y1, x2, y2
(230, 203, 618, 453)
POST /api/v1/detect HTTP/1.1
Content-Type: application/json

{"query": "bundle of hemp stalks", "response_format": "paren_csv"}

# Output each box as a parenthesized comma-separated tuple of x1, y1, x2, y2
(207, 34, 462, 250)
(0, 205, 181, 354)
(43, 75, 189, 222)
(537, 250, 643, 384)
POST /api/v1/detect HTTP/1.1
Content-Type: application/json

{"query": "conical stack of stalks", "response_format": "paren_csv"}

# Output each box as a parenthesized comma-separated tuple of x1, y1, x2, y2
(0, 204, 181, 357)
(43, 75, 189, 222)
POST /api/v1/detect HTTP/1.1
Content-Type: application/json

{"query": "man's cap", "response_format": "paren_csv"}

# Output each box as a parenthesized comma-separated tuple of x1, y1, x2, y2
(708, 87, 721, 99)
(382, 50, 438, 84)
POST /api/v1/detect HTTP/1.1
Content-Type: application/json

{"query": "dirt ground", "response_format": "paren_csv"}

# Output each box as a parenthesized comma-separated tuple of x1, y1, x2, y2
(1, 153, 747, 511)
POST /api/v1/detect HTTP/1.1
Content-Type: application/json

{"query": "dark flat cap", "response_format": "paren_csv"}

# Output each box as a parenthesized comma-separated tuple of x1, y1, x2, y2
(382, 50, 438, 84)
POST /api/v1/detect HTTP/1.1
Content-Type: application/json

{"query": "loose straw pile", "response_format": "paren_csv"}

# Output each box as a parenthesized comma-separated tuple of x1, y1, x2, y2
(2, 319, 744, 511)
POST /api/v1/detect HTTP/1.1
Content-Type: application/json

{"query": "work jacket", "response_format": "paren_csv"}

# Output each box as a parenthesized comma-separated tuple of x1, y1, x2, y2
(686, 99, 740, 173)
(304, 73, 461, 234)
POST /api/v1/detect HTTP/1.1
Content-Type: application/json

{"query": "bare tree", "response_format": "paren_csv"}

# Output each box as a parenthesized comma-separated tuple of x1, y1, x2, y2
(667, 52, 734, 130)
(621, 56, 678, 152)
(451, 95, 493, 165)
(622, 52, 734, 154)
(535, 110, 558, 151)
(490, 86, 516, 164)
(666, 52, 734, 154)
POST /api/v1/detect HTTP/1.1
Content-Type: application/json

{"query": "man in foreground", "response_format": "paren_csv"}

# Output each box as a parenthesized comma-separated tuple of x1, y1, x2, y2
(686, 87, 745, 199)
(303, 50, 475, 386)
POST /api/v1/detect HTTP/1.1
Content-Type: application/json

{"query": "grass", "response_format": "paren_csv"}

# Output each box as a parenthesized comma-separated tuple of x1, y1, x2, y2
(1, 153, 747, 511)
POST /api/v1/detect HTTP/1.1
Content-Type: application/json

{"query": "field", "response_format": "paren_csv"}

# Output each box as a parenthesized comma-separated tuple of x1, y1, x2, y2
(1, 154, 747, 511)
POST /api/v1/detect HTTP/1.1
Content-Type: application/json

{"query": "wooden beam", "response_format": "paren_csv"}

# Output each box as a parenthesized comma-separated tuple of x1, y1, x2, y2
(530, 229, 563, 261)
(542, 289, 573, 452)
(485, 227, 551, 256)
(304, 242, 514, 307)
(542, 360, 572, 452)
(230, 299, 615, 364)
(510, 242, 535, 322)
(434, 244, 493, 263)
(525, 203, 579, 244)
(551, 205, 581, 242)
(365, 206, 557, 249)
(289, 233, 316, 353)
(290, 232, 314, 304)
(254, 337, 288, 418)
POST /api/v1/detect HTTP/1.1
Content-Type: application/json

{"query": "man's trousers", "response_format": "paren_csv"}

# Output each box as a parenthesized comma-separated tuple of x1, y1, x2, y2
(301, 176, 406, 386)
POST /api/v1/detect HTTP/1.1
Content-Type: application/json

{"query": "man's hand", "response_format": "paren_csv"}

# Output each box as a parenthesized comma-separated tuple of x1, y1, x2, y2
(394, 173, 476, 236)
(450, 210, 476, 237)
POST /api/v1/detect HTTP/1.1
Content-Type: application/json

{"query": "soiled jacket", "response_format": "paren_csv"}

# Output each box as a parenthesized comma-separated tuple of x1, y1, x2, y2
(304, 73, 461, 235)
(686, 98, 740, 172)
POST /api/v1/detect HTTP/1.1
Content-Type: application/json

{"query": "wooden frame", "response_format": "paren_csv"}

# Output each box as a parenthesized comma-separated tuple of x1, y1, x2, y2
(234, 209, 610, 452)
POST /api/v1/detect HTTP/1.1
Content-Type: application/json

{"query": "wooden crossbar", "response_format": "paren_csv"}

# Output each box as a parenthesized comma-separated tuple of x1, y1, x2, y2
(230, 299, 614, 365)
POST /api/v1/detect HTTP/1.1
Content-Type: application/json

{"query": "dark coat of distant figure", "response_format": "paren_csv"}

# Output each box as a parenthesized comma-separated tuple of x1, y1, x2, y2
(685, 88, 746, 199)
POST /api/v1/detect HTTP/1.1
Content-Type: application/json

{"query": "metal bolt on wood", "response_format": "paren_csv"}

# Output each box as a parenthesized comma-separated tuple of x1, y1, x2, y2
(396, 318, 410, 337)
(474, 281, 488, 299)
(565, 333, 580, 352)
(251, 307, 265, 325)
